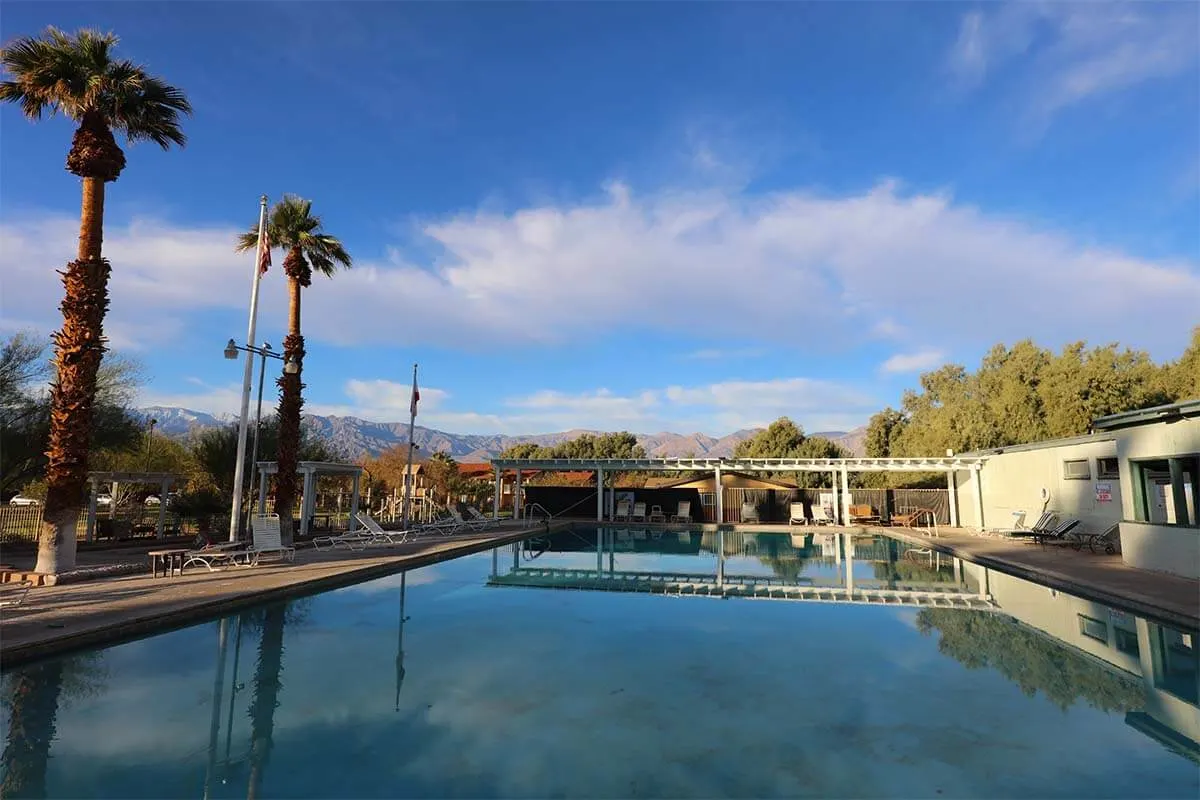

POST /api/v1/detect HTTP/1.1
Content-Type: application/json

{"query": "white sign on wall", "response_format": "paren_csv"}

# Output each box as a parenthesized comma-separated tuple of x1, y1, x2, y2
(1095, 483, 1113, 502)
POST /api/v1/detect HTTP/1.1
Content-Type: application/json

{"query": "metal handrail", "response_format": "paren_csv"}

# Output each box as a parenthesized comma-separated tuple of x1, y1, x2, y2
(523, 502, 553, 520)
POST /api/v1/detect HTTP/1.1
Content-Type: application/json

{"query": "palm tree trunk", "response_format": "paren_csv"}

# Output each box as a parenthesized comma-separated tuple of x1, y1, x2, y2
(274, 277, 304, 547)
(36, 176, 111, 574)
(246, 604, 286, 800)
(1, 660, 66, 799)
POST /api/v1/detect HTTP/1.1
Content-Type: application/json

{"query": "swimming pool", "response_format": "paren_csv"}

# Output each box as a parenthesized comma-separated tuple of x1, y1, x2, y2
(2, 526, 1197, 798)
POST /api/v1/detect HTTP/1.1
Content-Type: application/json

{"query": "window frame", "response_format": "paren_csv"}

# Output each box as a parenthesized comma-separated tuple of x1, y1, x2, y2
(1078, 614, 1109, 644)
(1063, 459, 1092, 481)
(1096, 457, 1120, 480)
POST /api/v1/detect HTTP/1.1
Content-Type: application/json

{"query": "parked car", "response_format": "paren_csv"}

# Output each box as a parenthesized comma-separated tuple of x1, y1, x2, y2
(95, 493, 113, 507)
(145, 493, 177, 507)
(8, 495, 41, 506)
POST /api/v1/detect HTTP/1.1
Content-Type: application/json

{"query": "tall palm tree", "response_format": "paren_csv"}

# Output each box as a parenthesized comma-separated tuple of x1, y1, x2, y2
(237, 197, 351, 544)
(0, 28, 190, 573)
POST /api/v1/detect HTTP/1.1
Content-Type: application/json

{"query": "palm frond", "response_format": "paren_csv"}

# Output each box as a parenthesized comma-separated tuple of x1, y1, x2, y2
(234, 227, 261, 254)
(260, 196, 352, 276)
(0, 27, 188, 147)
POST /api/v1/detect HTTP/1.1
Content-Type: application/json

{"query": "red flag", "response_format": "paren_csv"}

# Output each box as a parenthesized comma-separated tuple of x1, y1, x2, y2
(410, 379, 420, 418)
(257, 229, 271, 275)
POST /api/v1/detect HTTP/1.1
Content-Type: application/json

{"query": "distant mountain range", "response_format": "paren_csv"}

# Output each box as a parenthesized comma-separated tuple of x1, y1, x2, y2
(138, 406, 867, 461)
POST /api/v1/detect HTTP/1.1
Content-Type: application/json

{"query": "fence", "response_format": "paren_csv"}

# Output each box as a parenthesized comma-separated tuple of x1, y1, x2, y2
(717, 487, 951, 524)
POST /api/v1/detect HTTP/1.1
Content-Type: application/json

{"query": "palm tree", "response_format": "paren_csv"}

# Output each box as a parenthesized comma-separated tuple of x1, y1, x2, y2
(0, 28, 190, 573)
(237, 197, 351, 544)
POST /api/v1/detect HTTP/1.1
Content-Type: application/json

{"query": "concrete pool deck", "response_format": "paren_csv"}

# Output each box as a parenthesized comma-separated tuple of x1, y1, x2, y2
(0, 521, 559, 669)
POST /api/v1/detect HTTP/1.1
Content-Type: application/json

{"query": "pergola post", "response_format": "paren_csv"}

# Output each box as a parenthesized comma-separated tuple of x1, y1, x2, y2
(300, 468, 315, 539)
(596, 468, 604, 521)
(714, 467, 723, 523)
(947, 471, 959, 528)
(350, 471, 361, 531)
(840, 467, 850, 525)
(156, 478, 169, 540)
(514, 469, 523, 520)
(86, 477, 98, 542)
(258, 469, 268, 514)
(829, 470, 838, 523)
(493, 470, 502, 519)
(972, 465, 985, 530)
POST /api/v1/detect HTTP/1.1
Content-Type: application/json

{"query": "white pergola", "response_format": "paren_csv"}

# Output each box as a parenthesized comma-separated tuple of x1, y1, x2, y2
(255, 460, 363, 538)
(488, 456, 988, 527)
(85, 471, 180, 541)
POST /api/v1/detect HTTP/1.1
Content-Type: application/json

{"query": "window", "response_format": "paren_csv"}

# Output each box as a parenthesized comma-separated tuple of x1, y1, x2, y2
(1078, 614, 1109, 643)
(700, 492, 716, 507)
(1114, 626, 1140, 657)
(1097, 457, 1120, 480)
(1132, 455, 1200, 528)
(1063, 459, 1092, 480)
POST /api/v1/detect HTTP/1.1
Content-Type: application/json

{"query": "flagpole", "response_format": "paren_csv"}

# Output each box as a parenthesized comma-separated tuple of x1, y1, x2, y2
(401, 363, 418, 529)
(229, 195, 269, 542)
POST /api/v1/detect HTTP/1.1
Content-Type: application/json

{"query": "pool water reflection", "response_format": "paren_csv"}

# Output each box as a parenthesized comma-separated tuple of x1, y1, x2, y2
(1, 526, 1197, 798)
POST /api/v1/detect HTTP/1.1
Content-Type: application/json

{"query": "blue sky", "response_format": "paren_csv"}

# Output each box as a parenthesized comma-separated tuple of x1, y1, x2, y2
(2, 1, 1198, 436)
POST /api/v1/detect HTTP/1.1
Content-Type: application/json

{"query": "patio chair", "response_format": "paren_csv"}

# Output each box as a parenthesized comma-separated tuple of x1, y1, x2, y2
(615, 500, 632, 522)
(183, 540, 253, 572)
(1068, 522, 1119, 554)
(1016, 517, 1079, 546)
(810, 504, 833, 526)
(998, 511, 1057, 538)
(849, 504, 879, 524)
(0, 579, 33, 609)
(249, 514, 296, 564)
(789, 502, 808, 525)
(741, 502, 760, 523)
(648, 505, 667, 523)
(670, 501, 692, 523)
(632, 502, 647, 522)
(358, 511, 414, 544)
(891, 507, 933, 528)
(466, 506, 502, 528)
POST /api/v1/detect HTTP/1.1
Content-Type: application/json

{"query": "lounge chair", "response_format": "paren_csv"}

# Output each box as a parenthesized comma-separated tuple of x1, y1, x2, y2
(811, 504, 833, 526)
(789, 502, 808, 525)
(998, 511, 1057, 538)
(183, 540, 253, 572)
(891, 507, 933, 528)
(741, 502, 760, 524)
(632, 502, 647, 522)
(670, 501, 692, 523)
(1068, 522, 1119, 554)
(0, 579, 32, 609)
(358, 511, 414, 543)
(648, 505, 667, 523)
(248, 515, 296, 563)
(466, 506, 502, 528)
(615, 500, 632, 522)
(1015, 517, 1079, 546)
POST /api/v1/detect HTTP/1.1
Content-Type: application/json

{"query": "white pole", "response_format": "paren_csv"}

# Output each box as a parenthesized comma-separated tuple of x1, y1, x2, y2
(229, 195, 269, 542)
(402, 363, 418, 528)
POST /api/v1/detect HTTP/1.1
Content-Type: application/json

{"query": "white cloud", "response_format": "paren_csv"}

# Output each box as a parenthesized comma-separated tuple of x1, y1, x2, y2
(880, 349, 947, 374)
(947, 2, 1199, 123)
(3, 177, 1197, 363)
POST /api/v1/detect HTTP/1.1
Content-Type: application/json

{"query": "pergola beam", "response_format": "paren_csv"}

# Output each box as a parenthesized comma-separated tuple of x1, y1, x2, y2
(489, 456, 986, 473)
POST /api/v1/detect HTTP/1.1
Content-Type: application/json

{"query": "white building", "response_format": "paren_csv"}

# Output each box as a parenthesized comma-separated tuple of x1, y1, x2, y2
(954, 399, 1200, 580)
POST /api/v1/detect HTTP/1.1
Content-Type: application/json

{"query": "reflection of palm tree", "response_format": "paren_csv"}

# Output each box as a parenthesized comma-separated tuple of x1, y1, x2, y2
(247, 603, 286, 800)
(0, 653, 105, 799)
(1, 661, 64, 799)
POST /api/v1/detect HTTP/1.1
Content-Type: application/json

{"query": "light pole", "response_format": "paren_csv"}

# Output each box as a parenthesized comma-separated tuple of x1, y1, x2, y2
(224, 339, 296, 538)
(144, 417, 157, 470)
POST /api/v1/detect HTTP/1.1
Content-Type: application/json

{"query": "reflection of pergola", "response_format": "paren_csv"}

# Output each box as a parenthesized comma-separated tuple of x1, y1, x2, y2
(254, 461, 363, 538)
(85, 471, 180, 541)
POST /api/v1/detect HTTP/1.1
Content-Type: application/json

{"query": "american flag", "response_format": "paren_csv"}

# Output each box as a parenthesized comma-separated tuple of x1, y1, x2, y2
(410, 376, 420, 418)
(258, 229, 271, 275)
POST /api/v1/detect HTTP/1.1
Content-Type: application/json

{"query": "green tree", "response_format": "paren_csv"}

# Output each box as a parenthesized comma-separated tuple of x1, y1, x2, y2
(237, 196, 352, 546)
(497, 442, 548, 460)
(864, 407, 905, 458)
(733, 417, 807, 458)
(1, 27, 190, 574)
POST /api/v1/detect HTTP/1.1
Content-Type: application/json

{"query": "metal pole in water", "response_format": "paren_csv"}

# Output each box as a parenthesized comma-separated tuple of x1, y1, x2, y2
(203, 618, 230, 800)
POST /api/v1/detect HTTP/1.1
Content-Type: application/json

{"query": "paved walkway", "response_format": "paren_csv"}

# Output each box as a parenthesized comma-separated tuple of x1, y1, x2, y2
(0, 523, 555, 668)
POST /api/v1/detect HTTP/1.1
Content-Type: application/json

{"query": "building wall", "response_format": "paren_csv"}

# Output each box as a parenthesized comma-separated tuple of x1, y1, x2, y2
(953, 438, 1121, 532)
(1114, 417, 1200, 579)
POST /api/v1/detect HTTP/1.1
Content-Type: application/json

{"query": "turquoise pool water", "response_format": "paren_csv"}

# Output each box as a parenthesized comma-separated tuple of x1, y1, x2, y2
(2, 526, 1198, 798)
